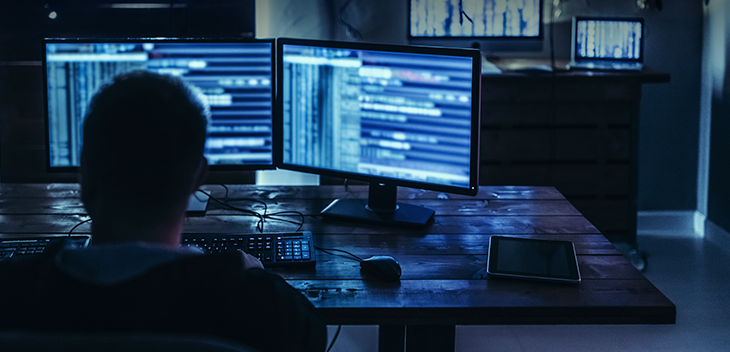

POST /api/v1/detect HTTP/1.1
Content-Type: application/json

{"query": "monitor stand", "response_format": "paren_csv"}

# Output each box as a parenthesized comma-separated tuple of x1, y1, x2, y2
(185, 191, 210, 217)
(320, 182, 435, 228)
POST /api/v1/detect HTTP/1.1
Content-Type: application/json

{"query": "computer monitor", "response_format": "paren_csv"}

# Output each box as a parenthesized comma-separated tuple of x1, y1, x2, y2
(568, 16, 644, 71)
(408, 0, 543, 54)
(275, 38, 481, 227)
(43, 38, 275, 172)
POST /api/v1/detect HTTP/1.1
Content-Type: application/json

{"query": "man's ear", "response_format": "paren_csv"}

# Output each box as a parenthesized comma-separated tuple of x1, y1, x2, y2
(193, 157, 209, 192)
(78, 163, 98, 217)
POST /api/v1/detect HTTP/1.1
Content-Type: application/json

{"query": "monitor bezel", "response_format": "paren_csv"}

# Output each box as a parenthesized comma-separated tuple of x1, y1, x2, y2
(42, 37, 277, 173)
(571, 16, 645, 64)
(274, 37, 481, 197)
(407, 0, 544, 54)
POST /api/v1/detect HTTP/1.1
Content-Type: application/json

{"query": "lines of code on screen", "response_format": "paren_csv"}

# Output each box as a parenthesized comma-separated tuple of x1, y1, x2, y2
(410, 0, 540, 38)
(575, 20, 642, 60)
(281, 45, 474, 188)
(45, 41, 273, 168)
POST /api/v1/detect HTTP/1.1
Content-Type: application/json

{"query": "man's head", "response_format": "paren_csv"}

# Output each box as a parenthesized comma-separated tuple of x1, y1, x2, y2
(80, 71, 209, 242)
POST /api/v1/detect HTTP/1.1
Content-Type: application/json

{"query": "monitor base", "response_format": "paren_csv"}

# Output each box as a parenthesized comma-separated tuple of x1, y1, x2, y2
(186, 192, 209, 217)
(320, 198, 434, 228)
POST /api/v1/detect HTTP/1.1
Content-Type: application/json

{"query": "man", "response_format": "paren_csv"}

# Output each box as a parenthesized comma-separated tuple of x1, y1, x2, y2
(0, 71, 326, 352)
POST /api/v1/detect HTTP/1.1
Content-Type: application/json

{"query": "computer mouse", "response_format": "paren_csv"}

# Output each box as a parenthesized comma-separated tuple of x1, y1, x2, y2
(360, 256, 401, 282)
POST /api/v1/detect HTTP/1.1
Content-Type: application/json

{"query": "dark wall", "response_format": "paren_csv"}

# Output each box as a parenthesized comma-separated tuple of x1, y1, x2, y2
(0, 1, 255, 61)
(635, 3, 703, 211)
(709, 90, 730, 232)
(0, 1, 256, 183)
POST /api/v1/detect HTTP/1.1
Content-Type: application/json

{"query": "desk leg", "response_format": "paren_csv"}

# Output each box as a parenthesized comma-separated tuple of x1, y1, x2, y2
(379, 325, 405, 352)
(406, 325, 455, 352)
(379, 325, 455, 352)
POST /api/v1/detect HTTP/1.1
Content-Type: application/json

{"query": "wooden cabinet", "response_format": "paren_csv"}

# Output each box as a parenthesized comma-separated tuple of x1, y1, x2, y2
(479, 63, 669, 243)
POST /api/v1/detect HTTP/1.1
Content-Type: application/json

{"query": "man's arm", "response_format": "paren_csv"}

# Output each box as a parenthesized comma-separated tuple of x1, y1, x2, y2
(232, 268, 327, 352)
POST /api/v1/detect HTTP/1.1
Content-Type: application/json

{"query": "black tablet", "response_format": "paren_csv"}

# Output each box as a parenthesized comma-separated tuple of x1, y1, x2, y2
(487, 236, 581, 284)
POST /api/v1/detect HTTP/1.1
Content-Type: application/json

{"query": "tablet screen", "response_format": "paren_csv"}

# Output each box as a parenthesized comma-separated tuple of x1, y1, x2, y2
(487, 236, 581, 283)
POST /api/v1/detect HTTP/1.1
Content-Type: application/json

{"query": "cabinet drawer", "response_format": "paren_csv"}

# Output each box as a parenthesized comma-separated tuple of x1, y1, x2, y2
(480, 164, 630, 197)
(481, 129, 630, 162)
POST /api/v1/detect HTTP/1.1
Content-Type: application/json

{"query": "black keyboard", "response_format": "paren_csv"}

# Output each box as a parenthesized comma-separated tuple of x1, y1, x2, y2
(0, 235, 92, 260)
(1, 232, 316, 269)
(182, 231, 316, 268)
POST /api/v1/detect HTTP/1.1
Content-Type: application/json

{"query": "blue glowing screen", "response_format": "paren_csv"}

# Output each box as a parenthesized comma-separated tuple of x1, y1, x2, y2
(45, 40, 273, 168)
(410, 0, 541, 38)
(575, 19, 643, 60)
(280, 44, 476, 189)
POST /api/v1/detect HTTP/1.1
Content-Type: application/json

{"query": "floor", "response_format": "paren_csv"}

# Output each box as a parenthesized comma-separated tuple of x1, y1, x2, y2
(325, 216, 730, 352)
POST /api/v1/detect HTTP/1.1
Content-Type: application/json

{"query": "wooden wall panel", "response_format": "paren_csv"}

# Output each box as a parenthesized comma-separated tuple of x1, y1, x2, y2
(481, 129, 630, 161)
(480, 164, 630, 196)
(482, 102, 634, 126)
(0, 65, 257, 185)
(0, 64, 60, 183)
(477, 71, 665, 244)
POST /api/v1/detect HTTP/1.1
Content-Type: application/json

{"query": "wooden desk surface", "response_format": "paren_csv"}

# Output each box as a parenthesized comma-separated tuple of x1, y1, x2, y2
(0, 183, 675, 325)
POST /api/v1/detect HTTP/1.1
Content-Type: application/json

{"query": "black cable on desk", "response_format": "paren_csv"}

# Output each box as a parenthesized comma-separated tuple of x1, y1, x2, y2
(198, 189, 267, 232)
(68, 218, 92, 237)
(326, 325, 342, 352)
(198, 188, 306, 233)
(315, 246, 363, 262)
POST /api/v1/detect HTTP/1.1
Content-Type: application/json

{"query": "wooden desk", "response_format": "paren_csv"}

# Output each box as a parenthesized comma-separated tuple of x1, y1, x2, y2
(0, 184, 675, 352)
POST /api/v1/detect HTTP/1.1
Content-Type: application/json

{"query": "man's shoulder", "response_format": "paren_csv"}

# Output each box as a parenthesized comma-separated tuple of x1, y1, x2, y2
(133, 252, 283, 294)
(0, 250, 326, 352)
(146, 251, 252, 280)
(148, 250, 242, 270)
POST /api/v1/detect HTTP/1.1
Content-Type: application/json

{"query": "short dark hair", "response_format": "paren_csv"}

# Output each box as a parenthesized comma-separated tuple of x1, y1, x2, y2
(80, 71, 209, 220)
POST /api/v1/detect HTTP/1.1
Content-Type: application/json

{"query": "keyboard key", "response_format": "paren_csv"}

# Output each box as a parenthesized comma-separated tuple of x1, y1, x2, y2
(180, 232, 315, 268)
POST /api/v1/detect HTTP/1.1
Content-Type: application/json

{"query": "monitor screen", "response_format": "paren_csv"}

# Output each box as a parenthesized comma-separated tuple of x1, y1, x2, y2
(573, 17, 643, 61)
(275, 38, 481, 227)
(408, 0, 543, 53)
(44, 38, 274, 171)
